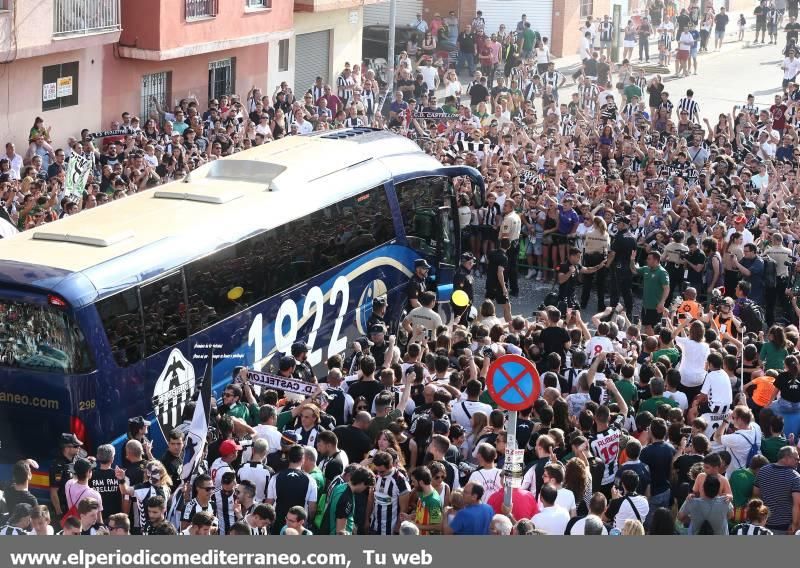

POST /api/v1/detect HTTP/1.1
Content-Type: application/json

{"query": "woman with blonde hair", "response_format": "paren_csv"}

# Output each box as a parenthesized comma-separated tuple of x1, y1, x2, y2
(620, 519, 645, 535)
(580, 215, 610, 312)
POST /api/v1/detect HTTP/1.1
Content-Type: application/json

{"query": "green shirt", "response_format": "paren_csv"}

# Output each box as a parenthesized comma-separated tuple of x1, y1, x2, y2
(309, 467, 325, 495)
(522, 28, 535, 51)
(368, 409, 402, 442)
(226, 402, 258, 426)
(624, 84, 643, 101)
(759, 343, 788, 372)
(323, 483, 355, 535)
(277, 409, 295, 432)
(614, 379, 638, 407)
(637, 265, 670, 309)
(652, 347, 681, 366)
(729, 467, 755, 508)
(638, 395, 679, 415)
(761, 435, 788, 463)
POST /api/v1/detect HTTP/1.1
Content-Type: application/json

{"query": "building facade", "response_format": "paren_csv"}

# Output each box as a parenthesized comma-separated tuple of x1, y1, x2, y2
(0, 0, 122, 148)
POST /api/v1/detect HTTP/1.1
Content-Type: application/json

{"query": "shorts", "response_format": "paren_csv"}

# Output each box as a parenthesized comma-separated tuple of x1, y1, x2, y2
(526, 238, 542, 256)
(481, 226, 499, 241)
(690, 47, 698, 57)
(623, 39, 637, 48)
(489, 290, 509, 305)
(553, 233, 569, 245)
(642, 308, 661, 327)
(756, 21, 767, 32)
(600, 40, 612, 48)
(715, 29, 726, 39)
(677, 49, 690, 61)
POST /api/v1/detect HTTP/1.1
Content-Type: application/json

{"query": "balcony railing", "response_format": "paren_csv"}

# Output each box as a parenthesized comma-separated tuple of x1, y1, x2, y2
(186, 0, 219, 19)
(53, 0, 121, 38)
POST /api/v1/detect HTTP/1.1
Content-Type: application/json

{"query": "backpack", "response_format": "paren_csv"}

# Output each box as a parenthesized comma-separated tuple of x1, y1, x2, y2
(738, 300, 766, 333)
(733, 431, 760, 469)
(763, 256, 777, 289)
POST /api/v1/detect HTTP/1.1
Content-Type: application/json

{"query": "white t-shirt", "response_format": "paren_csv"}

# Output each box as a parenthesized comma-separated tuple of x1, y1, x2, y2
(725, 227, 754, 246)
(721, 425, 762, 475)
(210, 457, 234, 490)
(532, 505, 571, 535)
(664, 390, 689, 412)
(451, 400, 494, 434)
(783, 57, 800, 80)
(702, 369, 733, 411)
(675, 336, 710, 387)
(679, 31, 694, 51)
(252, 424, 283, 455)
(404, 306, 443, 343)
(566, 515, 608, 535)
(468, 467, 503, 503)
(538, 486, 576, 514)
(586, 336, 614, 361)
(419, 66, 438, 90)
(612, 494, 649, 529)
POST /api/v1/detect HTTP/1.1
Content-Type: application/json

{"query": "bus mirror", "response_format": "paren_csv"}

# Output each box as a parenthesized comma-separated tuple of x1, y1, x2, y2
(227, 287, 244, 301)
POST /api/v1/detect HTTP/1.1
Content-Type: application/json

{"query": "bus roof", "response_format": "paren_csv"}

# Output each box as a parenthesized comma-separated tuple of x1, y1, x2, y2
(0, 129, 443, 305)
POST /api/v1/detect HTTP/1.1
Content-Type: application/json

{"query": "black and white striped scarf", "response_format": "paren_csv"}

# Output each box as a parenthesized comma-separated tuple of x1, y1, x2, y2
(443, 140, 503, 161)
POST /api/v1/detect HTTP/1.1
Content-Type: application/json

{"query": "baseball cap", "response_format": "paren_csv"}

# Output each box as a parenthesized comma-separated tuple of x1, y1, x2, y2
(219, 439, 242, 456)
(291, 341, 309, 357)
(616, 216, 632, 226)
(279, 355, 296, 371)
(734, 215, 746, 224)
(128, 416, 151, 430)
(369, 322, 387, 335)
(281, 431, 299, 446)
(73, 457, 93, 477)
(744, 201, 756, 209)
(461, 252, 476, 261)
(60, 433, 83, 447)
(414, 258, 431, 270)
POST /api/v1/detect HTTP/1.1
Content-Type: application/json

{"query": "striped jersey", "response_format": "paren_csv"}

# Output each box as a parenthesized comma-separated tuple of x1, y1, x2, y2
(309, 85, 324, 105)
(678, 97, 700, 122)
(541, 71, 563, 91)
(731, 523, 773, 535)
(589, 415, 625, 485)
(369, 469, 411, 535)
(180, 497, 216, 525)
(212, 489, 236, 535)
(580, 84, 599, 112)
(0, 525, 27, 536)
(132, 483, 170, 532)
(361, 90, 376, 117)
(337, 75, 355, 106)
(237, 462, 274, 503)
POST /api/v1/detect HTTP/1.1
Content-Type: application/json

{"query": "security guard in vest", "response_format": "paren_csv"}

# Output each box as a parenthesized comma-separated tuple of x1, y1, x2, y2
(676, 287, 703, 321)
(405, 259, 430, 313)
(606, 216, 638, 315)
(452, 252, 476, 324)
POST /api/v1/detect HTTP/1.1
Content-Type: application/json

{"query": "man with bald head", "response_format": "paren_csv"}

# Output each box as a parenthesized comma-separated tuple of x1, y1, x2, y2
(333, 411, 372, 464)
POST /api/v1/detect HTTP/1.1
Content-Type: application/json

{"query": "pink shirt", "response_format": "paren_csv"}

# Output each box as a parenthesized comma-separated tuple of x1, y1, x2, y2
(490, 42, 501, 64)
(487, 487, 539, 520)
(65, 479, 104, 511)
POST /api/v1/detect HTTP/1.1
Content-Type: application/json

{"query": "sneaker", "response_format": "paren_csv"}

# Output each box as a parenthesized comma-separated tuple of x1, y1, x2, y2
(480, 254, 487, 264)
(526, 270, 535, 280)
(536, 272, 544, 282)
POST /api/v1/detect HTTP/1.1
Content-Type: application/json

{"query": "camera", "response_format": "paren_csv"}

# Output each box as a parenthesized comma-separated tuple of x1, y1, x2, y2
(679, 250, 689, 260)
(709, 288, 726, 309)
(785, 255, 798, 268)
(680, 426, 692, 436)
(482, 346, 494, 359)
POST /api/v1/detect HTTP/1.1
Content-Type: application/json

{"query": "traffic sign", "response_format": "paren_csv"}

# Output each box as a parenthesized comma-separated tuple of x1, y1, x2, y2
(485, 354, 541, 411)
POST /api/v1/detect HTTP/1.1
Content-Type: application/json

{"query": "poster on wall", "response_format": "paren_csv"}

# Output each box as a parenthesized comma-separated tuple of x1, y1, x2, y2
(42, 83, 57, 102)
(57, 76, 73, 98)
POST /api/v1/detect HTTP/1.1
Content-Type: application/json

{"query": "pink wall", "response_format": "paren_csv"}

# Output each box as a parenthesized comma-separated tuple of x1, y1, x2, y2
(102, 43, 269, 126)
(120, 0, 293, 53)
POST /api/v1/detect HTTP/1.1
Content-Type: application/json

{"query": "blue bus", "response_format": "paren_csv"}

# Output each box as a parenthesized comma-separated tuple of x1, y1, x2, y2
(0, 128, 484, 491)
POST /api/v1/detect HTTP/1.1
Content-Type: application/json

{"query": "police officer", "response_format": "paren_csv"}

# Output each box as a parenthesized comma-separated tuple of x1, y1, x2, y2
(606, 216, 638, 315)
(49, 433, 82, 519)
(291, 341, 314, 382)
(452, 252, 476, 324)
(367, 296, 388, 331)
(405, 259, 430, 313)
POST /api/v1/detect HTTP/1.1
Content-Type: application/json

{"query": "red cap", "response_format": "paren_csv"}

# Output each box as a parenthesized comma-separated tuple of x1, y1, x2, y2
(734, 216, 746, 224)
(219, 439, 242, 456)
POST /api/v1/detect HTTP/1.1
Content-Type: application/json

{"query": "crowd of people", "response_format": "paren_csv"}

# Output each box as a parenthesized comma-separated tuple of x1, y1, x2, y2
(3, 1, 800, 538)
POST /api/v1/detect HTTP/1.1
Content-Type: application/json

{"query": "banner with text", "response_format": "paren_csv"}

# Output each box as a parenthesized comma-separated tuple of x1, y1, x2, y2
(241, 370, 317, 397)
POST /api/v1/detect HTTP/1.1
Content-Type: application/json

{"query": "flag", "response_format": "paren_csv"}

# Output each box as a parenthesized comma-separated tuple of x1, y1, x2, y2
(64, 153, 92, 205)
(167, 352, 213, 529)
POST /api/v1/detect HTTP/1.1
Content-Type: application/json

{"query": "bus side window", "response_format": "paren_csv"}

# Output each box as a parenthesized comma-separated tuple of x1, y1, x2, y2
(139, 272, 188, 357)
(395, 176, 455, 263)
(97, 288, 145, 368)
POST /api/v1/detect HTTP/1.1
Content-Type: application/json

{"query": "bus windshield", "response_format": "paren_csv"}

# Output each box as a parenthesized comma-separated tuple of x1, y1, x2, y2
(0, 299, 93, 373)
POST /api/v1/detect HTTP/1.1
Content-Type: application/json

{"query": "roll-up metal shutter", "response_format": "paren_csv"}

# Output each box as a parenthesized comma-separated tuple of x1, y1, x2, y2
(294, 30, 331, 96)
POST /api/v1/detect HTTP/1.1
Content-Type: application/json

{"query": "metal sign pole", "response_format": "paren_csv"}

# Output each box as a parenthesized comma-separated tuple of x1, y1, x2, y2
(503, 410, 517, 510)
